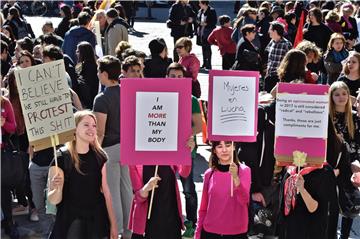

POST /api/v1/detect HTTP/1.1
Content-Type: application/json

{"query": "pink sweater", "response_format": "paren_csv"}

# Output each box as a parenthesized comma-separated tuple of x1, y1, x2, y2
(178, 53, 200, 81)
(195, 164, 251, 238)
(1, 97, 16, 134)
(128, 165, 191, 235)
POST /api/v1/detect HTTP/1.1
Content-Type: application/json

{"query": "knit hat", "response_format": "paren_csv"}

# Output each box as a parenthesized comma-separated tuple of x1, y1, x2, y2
(148, 38, 166, 56)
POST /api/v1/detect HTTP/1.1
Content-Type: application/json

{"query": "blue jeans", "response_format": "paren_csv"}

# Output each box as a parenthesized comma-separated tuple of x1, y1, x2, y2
(180, 157, 197, 225)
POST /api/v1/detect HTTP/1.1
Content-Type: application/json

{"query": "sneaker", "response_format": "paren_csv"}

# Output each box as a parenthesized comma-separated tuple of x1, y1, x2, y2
(12, 205, 29, 216)
(29, 209, 39, 222)
(182, 220, 195, 239)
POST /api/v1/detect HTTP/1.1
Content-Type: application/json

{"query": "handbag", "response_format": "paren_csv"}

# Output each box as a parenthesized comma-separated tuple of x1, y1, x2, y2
(1, 136, 25, 188)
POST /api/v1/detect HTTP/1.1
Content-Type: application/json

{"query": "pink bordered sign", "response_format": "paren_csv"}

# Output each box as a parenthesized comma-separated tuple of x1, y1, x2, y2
(120, 78, 192, 165)
(207, 70, 259, 142)
(275, 83, 329, 167)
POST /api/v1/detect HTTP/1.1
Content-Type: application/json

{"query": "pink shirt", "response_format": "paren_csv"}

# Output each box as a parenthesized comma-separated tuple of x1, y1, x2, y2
(1, 97, 16, 134)
(178, 53, 200, 81)
(195, 164, 251, 238)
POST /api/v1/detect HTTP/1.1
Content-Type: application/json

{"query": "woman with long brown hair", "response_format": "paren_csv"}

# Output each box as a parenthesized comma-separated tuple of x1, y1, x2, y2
(195, 141, 251, 239)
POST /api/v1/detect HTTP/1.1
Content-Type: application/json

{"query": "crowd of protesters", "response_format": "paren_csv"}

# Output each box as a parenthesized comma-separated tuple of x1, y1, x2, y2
(1, 0, 360, 239)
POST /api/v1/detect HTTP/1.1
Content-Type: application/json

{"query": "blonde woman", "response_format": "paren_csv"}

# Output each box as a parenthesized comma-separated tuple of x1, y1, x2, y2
(48, 110, 117, 239)
(329, 82, 360, 239)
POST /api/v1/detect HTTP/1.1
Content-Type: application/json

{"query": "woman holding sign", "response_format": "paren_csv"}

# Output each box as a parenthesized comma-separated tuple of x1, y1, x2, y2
(195, 141, 251, 239)
(48, 110, 118, 239)
(128, 137, 195, 239)
(329, 81, 360, 239)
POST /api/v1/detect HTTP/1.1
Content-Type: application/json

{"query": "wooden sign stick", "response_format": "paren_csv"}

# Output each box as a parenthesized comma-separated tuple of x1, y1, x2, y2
(147, 165, 159, 219)
(231, 141, 234, 197)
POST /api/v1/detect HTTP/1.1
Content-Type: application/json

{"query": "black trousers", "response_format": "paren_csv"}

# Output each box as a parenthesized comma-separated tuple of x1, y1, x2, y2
(1, 186, 13, 227)
(340, 216, 354, 239)
(222, 53, 236, 70)
(201, 229, 248, 239)
(202, 43, 212, 69)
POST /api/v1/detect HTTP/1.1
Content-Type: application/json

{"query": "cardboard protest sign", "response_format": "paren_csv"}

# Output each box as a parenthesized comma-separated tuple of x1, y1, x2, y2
(14, 60, 75, 151)
(208, 70, 259, 142)
(275, 83, 329, 166)
(121, 78, 192, 165)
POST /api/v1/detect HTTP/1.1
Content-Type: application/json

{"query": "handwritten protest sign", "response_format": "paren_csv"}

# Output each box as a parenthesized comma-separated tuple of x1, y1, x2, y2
(121, 78, 192, 165)
(208, 70, 259, 142)
(275, 83, 329, 166)
(135, 92, 179, 151)
(14, 60, 75, 151)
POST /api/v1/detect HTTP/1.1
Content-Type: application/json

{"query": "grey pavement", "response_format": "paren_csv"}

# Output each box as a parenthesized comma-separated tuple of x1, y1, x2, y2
(2, 3, 359, 239)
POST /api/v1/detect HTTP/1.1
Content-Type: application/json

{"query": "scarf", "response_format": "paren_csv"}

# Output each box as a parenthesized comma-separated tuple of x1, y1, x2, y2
(283, 165, 323, 216)
(342, 16, 353, 30)
(332, 49, 349, 63)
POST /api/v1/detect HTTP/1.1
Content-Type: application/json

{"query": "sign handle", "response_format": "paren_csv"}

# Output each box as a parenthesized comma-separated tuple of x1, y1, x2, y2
(50, 135, 59, 175)
(147, 165, 159, 219)
(231, 141, 234, 197)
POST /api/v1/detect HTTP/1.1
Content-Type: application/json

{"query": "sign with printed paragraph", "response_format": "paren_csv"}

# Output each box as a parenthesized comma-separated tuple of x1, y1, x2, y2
(14, 60, 75, 151)
(275, 83, 329, 166)
(121, 78, 192, 165)
(208, 70, 259, 142)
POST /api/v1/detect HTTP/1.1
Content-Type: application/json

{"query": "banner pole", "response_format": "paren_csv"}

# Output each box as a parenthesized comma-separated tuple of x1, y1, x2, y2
(147, 165, 159, 219)
(231, 141, 234, 197)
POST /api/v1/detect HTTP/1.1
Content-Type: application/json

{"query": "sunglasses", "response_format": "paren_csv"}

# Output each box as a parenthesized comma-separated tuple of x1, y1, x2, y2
(176, 45, 185, 49)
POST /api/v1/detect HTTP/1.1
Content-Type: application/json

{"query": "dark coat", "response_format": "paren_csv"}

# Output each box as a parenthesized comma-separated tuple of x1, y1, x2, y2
(168, 2, 196, 39)
(196, 6, 217, 46)
(62, 26, 96, 63)
(76, 62, 99, 109)
(339, 16, 359, 40)
(55, 17, 71, 39)
(143, 56, 173, 78)
(234, 37, 261, 71)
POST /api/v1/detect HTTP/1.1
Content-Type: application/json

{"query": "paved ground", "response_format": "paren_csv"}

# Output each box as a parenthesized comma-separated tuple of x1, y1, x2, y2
(2, 2, 359, 239)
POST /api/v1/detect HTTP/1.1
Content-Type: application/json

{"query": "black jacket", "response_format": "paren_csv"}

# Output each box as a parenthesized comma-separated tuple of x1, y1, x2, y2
(144, 56, 173, 78)
(196, 6, 217, 46)
(234, 37, 261, 71)
(168, 2, 196, 39)
(55, 17, 71, 39)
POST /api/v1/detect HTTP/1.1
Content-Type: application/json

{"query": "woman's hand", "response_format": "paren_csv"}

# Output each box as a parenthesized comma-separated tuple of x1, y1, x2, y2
(295, 174, 305, 194)
(187, 136, 195, 151)
(140, 176, 161, 198)
(51, 173, 63, 188)
(1, 116, 5, 127)
(229, 162, 238, 179)
(110, 225, 118, 239)
(252, 192, 266, 207)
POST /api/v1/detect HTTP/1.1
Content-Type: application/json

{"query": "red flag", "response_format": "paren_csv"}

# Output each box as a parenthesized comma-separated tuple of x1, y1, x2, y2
(294, 11, 305, 47)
